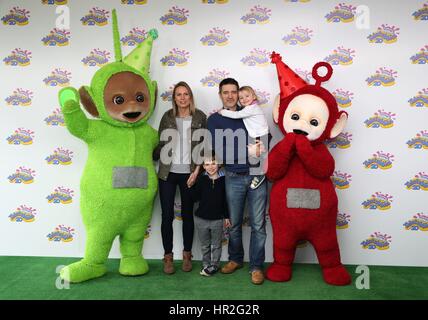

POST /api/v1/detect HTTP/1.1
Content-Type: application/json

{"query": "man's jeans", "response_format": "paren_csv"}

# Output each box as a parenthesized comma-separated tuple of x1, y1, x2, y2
(225, 171, 267, 271)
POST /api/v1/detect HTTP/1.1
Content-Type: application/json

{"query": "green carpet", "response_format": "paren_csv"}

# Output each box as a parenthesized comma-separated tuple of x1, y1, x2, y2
(0, 256, 427, 300)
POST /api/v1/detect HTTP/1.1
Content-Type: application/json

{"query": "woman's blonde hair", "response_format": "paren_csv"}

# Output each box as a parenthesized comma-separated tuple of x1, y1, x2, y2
(172, 81, 196, 116)
(239, 86, 258, 102)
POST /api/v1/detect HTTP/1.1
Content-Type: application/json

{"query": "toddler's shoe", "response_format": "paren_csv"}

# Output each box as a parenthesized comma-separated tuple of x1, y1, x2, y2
(250, 175, 265, 189)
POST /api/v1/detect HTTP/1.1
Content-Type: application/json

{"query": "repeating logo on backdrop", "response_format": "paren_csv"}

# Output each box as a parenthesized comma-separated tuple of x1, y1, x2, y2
(200, 69, 230, 87)
(336, 213, 351, 229)
(406, 130, 428, 149)
(367, 24, 399, 44)
(362, 192, 393, 210)
(412, 3, 428, 21)
(331, 171, 352, 189)
(200, 28, 230, 46)
(42, 0, 68, 5)
(161, 48, 190, 66)
(363, 151, 394, 170)
(174, 201, 182, 220)
(43, 69, 71, 87)
(202, 0, 228, 4)
(144, 224, 151, 239)
(121, 0, 147, 4)
(404, 213, 428, 231)
(42, 28, 70, 46)
(241, 48, 271, 67)
(1, 7, 30, 25)
(408, 88, 428, 108)
(46, 148, 73, 165)
(160, 6, 189, 25)
(8, 167, 35, 184)
(81, 7, 109, 26)
(405, 172, 428, 191)
(364, 109, 396, 128)
(161, 85, 175, 102)
(45, 108, 65, 126)
(5, 88, 33, 107)
(366, 68, 397, 87)
(332, 89, 354, 108)
(324, 47, 355, 66)
(410, 45, 428, 64)
(3, 48, 31, 66)
(241, 5, 271, 24)
(325, 3, 356, 23)
(47, 187, 74, 204)
(82, 49, 111, 67)
(361, 232, 391, 250)
(254, 90, 270, 106)
(47, 225, 75, 242)
(282, 27, 313, 46)
(7, 128, 34, 145)
(121, 28, 147, 46)
(325, 132, 352, 149)
(9, 205, 37, 223)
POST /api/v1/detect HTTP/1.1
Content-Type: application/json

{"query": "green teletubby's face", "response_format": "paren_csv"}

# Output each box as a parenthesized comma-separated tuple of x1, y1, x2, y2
(104, 72, 150, 123)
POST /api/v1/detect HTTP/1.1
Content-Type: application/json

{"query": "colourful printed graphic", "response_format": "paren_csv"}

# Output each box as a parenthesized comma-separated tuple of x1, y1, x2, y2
(43, 68, 71, 87)
(200, 69, 230, 87)
(285, 0, 311, 3)
(47, 225, 75, 242)
(364, 109, 396, 128)
(325, 3, 356, 23)
(7, 128, 34, 145)
(81, 7, 109, 26)
(222, 228, 230, 246)
(241, 5, 271, 24)
(82, 49, 111, 67)
(361, 232, 391, 250)
(144, 225, 151, 239)
(47, 187, 74, 204)
(325, 132, 352, 149)
(363, 151, 394, 170)
(407, 130, 428, 149)
(295, 68, 312, 83)
(45, 108, 65, 126)
(5, 88, 33, 107)
(367, 24, 399, 44)
(42, 0, 68, 5)
(331, 171, 352, 189)
(8, 167, 35, 184)
(366, 68, 397, 87)
(41, 28, 70, 46)
(254, 89, 270, 106)
(9, 205, 37, 223)
(200, 28, 230, 46)
(45, 148, 73, 165)
(336, 213, 350, 229)
(121, 0, 147, 4)
(160, 6, 189, 25)
(1, 7, 30, 25)
(241, 48, 271, 66)
(282, 27, 313, 45)
(362, 192, 393, 210)
(3, 48, 31, 66)
(412, 3, 428, 21)
(202, 0, 228, 3)
(408, 88, 428, 107)
(404, 213, 428, 231)
(121, 28, 147, 46)
(161, 85, 175, 102)
(405, 172, 428, 191)
(174, 201, 182, 220)
(410, 45, 428, 64)
(332, 89, 354, 108)
(160, 48, 190, 66)
(324, 47, 355, 66)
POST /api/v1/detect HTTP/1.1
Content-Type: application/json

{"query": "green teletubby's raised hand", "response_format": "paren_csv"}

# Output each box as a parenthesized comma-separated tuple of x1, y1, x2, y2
(58, 9, 159, 283)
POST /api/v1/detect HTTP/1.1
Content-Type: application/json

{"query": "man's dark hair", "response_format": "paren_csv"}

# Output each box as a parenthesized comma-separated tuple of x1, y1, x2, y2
(219, 78, 239, 93)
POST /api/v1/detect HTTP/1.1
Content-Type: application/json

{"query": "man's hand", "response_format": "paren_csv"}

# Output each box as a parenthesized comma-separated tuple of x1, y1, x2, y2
(247, 140, 266, 158)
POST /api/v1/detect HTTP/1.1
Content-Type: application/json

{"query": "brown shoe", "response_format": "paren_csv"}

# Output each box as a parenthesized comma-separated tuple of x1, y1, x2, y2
(182, 251, 193, 272)
(251, 270, 265, 285)
(163, 253, 175, 274)
(221, 261, 243, 274)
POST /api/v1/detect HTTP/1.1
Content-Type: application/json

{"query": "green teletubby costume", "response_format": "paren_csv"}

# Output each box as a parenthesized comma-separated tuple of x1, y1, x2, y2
(58, 10, 159, 283)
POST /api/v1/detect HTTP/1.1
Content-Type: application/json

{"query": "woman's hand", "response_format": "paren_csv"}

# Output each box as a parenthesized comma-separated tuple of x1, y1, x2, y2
(187, 166, 200, 188)
(247, 141, 266, 158)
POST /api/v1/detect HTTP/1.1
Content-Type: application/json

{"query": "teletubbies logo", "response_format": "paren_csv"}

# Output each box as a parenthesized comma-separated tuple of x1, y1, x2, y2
(47, 225, 75, 242)
(412, 3, 428, 21)
(161, 84, 175, 102)
(202, 0, 229, 4)
(295, 69, 313, 83)
(254, 89, 270, 106)
(366, 68, 397, 87)
(160, 48, 190, 66)
(200, 69, 230, 87)
(222, 228, 230, 246)
(324, 47, 355, 66)
(121, 0, 147, 4)
(363, 151, 394, 170)
(6, 128, 34, 145)
(45, 108, 65, 126)
(361, 232, 391, 250)
(81, 8, 109, 26)
(408, 88, 428, 108)
(160, 6, 189, 25)
(325, 131, 352, 149)
(47, 187, 74, 204)
(285, 0, 311, 2)
(367, 24, 399, 44)
(43, 69, 71, 87)
(8, 167, 35, 184)
(241, 5, 271, 24)
(241, 48, 271, 67)
(121, 28, 147, 46)
(406, 130, 428, 149)
(41, 28, 70, 46)
(325, 3, 356, 23)
(1, 7, 30, 26)
(9, 205, 37, 223)
(331, 171, 352, 189)
(144, 225, 151, 239)
(200, 28, 230, 46)
(410, 45, 428, 64)
(82, 49, 111, 67)
(332, 89, 354, 108)
(5, 88, 33, 107)
(404, 213, 428, 231)
(405, 172, 428, 191)
(336, 213, 351, 229)
(45, 148, 74, 165)
(364, 109, 396, 128)
(362, 192, 393, 210)
(174, 201, 182, 220)
(42, 0, 68, 5)
(3, 48, 31, 66)
(282, 27, 313, 46)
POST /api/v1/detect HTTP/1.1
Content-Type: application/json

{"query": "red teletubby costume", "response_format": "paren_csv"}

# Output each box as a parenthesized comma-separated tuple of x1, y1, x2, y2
(266, 52, 351, 286)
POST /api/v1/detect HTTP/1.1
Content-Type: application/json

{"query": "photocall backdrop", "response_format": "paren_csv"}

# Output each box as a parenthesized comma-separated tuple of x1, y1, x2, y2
(0, 0, 427, 267)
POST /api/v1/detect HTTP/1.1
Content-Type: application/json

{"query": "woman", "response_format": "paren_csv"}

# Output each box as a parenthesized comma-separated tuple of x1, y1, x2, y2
(153, 81, 207, 274)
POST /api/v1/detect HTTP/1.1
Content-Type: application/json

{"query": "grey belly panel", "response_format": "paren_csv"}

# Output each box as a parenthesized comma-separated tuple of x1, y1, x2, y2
(113, 167, 148, 189)
(286, 188, 320, 209)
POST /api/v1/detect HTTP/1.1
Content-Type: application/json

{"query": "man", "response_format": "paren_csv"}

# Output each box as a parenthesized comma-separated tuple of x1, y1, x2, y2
(207, 78, 267, 285)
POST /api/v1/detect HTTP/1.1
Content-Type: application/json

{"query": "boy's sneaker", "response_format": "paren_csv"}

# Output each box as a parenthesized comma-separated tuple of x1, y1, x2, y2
(250, 175, 265, 189)
(206, 265, 219, 275)
(200, 266, 212, 277)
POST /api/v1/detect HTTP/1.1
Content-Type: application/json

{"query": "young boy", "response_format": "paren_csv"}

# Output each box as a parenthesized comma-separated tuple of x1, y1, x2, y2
(192, 153, 230, 276)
